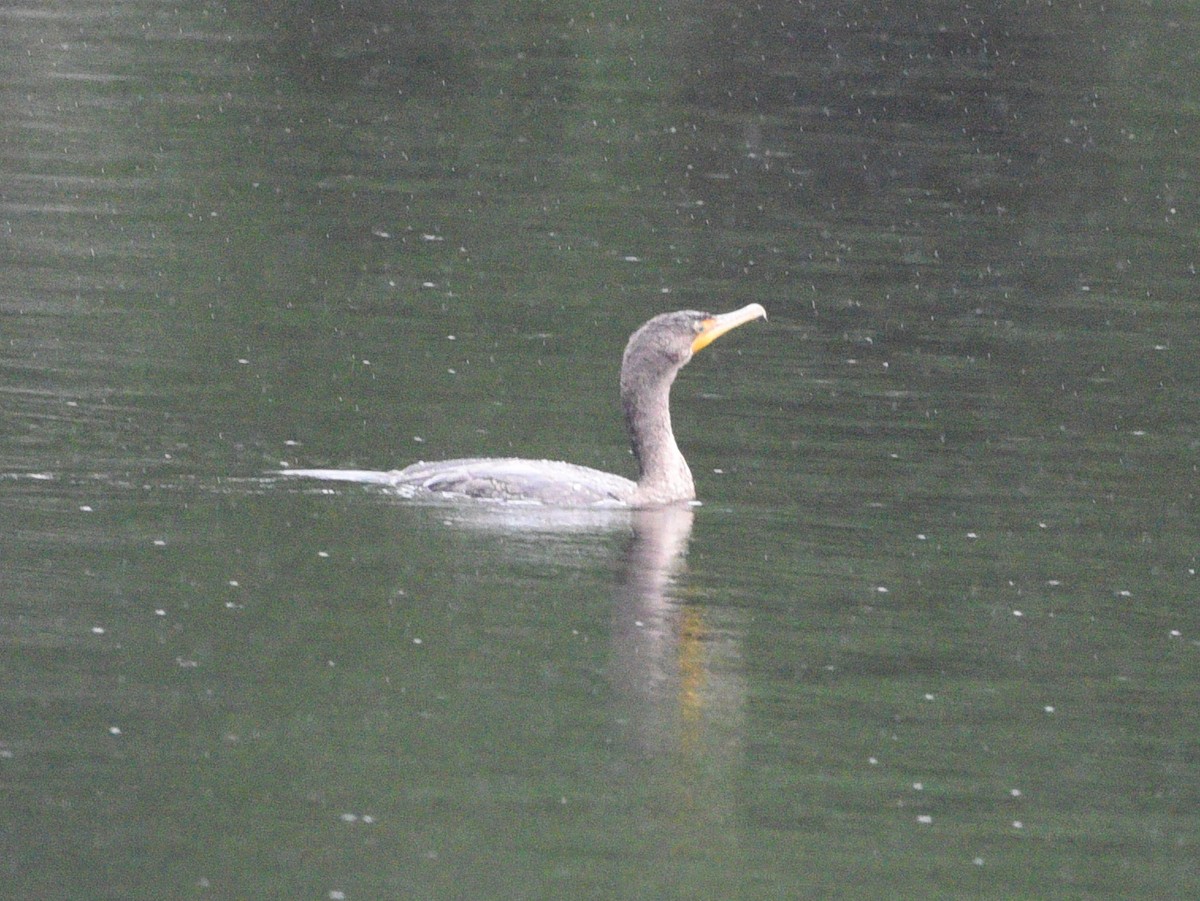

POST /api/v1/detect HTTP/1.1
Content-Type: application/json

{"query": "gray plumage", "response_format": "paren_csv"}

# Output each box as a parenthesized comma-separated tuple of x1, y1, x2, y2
(283, 304, 766, 507)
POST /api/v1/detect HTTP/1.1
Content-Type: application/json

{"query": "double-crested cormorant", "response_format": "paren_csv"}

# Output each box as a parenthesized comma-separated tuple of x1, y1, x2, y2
(283, 304, 766, 507)
(393, 303, 765, 506)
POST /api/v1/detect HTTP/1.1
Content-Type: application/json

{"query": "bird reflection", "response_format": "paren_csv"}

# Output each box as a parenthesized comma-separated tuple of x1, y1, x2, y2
(610, 505, 745, 770)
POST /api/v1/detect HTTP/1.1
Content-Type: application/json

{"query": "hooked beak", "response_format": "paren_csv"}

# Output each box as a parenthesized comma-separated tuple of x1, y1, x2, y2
(690, 303, 768, 354)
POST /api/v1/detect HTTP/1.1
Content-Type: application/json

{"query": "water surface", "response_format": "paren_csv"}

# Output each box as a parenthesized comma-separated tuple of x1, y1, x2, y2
(2, 2, 1198, 898)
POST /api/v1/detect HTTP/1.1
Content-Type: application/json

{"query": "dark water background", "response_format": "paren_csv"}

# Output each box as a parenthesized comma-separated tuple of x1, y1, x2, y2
(2, 2, 1198, 898)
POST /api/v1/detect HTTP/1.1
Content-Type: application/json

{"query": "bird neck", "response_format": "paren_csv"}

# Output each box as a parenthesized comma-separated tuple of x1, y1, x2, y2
(621, 370, 695, 504)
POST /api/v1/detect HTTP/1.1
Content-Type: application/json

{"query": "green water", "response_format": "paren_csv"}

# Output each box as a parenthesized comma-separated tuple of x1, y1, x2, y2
(2, 2, 1198, 898)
